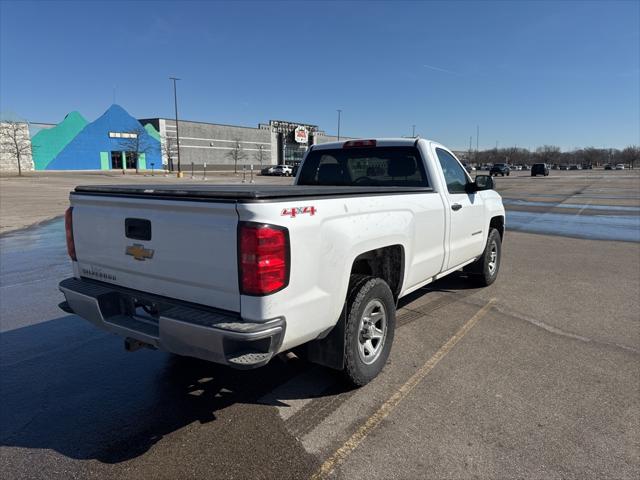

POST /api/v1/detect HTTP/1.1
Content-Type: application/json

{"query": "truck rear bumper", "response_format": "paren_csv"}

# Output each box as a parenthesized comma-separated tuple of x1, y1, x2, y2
(58, 277, 285, 369)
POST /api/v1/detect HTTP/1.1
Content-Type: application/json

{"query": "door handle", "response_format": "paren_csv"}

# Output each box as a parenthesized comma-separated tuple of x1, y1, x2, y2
(451, 203, 462, 211)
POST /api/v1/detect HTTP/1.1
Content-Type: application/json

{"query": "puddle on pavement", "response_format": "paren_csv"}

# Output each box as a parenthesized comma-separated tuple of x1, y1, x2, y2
(507, 210, 640, 242)
(0, 219, 68, 281)
(503, 192, 640, 200)
(502, 199, 640, 212)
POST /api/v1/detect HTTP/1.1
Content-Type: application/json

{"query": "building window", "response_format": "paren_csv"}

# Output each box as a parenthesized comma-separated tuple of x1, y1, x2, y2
(109, 132, 138, 139)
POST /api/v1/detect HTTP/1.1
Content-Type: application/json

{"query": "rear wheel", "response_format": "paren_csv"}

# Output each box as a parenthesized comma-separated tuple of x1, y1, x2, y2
(343, 276, 396, 386)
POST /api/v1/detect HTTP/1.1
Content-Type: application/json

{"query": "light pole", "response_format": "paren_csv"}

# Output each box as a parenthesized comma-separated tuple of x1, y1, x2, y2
(412, 125, 416, 137)
(169, 77, 182, 176)
(476, 124, 479, 164)
(336, 109, 342, 141)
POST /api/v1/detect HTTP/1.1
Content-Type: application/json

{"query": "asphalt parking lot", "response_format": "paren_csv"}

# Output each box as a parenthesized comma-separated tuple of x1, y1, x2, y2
(1, 170, 639, 479)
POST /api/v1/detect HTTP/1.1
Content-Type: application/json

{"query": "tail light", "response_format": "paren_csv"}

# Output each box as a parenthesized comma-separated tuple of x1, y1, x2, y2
(65, 207, 77, 261)
(343, 139, 377, 148)
(238, 222, 289, 295)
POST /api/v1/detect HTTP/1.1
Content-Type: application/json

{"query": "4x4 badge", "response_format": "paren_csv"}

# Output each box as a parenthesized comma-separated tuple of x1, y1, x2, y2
(281, 206, 317, 218)
(126, 244, 154, 261)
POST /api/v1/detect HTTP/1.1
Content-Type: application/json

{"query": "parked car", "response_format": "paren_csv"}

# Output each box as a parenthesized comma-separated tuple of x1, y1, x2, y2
(59, 138, 505, 386)
(569, 165, 580, 170)
(582, 164, 593, 170)
(604, 164, 613, 170)
(521, 165, 530, 171)
(462, 163, 476, 173)
(615, 164, 625, 170)
(262, 164, 293, 176)
(490, 163, 510, 176)
(531, 163, 549, 176)
(559, 165, 569, 171)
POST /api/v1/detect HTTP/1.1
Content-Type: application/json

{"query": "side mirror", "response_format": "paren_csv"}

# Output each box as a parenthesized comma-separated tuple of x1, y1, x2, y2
(467, 174, 494, 193)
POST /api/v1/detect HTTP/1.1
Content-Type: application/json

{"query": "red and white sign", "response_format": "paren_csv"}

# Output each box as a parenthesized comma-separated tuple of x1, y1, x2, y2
(294, 126, 308, 144)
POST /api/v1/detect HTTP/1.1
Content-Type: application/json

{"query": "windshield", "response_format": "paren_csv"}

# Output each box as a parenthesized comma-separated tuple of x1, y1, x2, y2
(297, 146, 429, 187)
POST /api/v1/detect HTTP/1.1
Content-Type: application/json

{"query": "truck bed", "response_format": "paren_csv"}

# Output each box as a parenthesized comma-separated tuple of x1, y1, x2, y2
(73, 184, 434, 202)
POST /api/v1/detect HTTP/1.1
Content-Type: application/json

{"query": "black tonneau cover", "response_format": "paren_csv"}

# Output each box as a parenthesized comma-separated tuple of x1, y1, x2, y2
(73, 184, 434, 202)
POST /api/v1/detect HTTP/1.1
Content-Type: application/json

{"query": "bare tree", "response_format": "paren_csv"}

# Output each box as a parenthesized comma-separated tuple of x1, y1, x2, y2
(580, 147, 605, 167)
(161, 135, 176, 172)
(536, 145, 561, 165)
(119, 127, 153, 174)
(227, 139, 247, 173)
(253, 144, 266, 166)
(0, 121, 32, 176)
(619, 146, 640, 169)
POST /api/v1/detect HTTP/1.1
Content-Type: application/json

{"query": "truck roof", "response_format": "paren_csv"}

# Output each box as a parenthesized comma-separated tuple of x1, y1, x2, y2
(312, 137, 432, 150)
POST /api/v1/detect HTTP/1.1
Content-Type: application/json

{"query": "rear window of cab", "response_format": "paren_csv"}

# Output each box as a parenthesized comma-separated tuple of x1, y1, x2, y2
(297, 147, 429, 187)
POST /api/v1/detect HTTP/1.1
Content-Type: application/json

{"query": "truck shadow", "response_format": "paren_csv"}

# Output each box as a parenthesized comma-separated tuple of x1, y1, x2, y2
(399, 271, 482, 308)
(1, 275, 474, 464)
(0, 315, 342, 464)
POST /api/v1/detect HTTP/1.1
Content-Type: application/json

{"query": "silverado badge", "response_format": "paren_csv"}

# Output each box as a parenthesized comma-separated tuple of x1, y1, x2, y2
(126, 244, 154, 261)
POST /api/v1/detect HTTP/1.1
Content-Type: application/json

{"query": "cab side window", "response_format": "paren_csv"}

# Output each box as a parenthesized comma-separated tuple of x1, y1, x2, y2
(436, 148, 469, 194)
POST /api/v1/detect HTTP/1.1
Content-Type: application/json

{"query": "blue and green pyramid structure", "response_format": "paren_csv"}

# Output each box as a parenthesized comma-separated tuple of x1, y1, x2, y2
(31, 104, 161, 170)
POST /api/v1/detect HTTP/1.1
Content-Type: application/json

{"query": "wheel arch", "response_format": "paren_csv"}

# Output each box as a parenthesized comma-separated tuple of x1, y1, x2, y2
(350, 244, 405, 301)
(489, 215, 505, 240)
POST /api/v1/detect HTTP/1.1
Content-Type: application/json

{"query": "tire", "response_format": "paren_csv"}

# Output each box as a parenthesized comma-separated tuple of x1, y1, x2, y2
(343, 275, 396, 386)
(465, 228, 502, 287)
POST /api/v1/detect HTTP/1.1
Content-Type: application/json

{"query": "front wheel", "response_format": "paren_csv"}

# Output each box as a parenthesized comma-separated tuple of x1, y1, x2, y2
(465, 228, 502, 287)
(343, 276, 396, 386)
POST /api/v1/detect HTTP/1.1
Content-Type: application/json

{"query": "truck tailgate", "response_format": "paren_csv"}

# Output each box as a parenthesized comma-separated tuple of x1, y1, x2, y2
(70, 193, 239, 312)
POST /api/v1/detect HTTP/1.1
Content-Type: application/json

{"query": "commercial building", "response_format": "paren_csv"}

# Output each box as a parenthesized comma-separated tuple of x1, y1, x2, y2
(140, 118, 342, 171)
(23, 104, 343, 171)
(31, 105, 161, 171)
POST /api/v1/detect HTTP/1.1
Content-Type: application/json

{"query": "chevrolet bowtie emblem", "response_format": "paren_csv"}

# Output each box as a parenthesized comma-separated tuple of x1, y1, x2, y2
(126, 244, 154, 261)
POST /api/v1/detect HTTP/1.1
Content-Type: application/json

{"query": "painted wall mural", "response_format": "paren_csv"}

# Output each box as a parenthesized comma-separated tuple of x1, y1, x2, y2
(31, 104, 161, 170)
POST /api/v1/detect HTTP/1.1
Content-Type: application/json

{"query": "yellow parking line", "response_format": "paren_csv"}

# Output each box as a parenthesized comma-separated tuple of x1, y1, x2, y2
(310, 298, 497, 480)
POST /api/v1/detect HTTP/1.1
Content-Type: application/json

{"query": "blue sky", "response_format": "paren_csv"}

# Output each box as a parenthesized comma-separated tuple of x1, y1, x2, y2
(1, 0, 638, 150)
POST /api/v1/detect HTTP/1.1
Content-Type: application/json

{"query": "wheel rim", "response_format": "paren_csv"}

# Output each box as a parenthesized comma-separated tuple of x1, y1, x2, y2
(357, 299, 387, 365)
(488, 242, 498, 275)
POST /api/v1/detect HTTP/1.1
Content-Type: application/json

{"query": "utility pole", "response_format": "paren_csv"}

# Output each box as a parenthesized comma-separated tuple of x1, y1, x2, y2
(170, 77, 182, 176)
(412, 125, 416, 137)
(476, 125, 479, 152)
(336, 109, 342, 140)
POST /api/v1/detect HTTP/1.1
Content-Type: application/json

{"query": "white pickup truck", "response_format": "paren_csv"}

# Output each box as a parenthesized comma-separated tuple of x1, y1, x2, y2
(59, 138, 505, 385)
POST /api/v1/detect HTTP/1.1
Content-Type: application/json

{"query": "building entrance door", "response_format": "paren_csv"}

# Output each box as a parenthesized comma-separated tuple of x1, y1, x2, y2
(111, 151, 123, 169)
(284, 142, 307, 166)
(125, 151, 137, 169)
